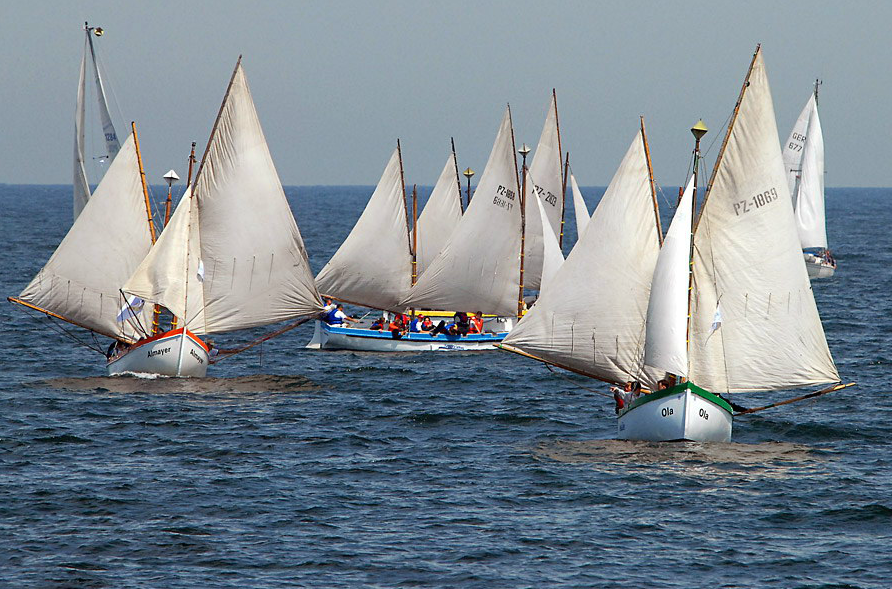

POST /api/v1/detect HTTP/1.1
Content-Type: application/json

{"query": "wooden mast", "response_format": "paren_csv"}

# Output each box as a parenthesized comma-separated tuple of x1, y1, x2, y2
(508, 105, 525, 318)
(396, 139, 412, 274)
(131, 121, 163, 335)
(185, 141, 197, 187)
(411, 184, 418, 286)
(552, 89, 567, 249)
(640, 116, 663, 245)
(170, 141, 197, 332)
(451, 137, 463, 213)
(695, 44, 761, 230)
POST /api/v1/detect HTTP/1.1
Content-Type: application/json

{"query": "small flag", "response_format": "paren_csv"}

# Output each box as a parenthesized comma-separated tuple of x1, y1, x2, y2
(710, 302, 723, 334)
(116, 295, 145, 322)
(197, 259, 205, 282)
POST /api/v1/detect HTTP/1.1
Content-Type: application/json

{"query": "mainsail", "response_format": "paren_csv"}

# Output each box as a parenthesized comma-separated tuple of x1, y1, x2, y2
(400, 107, 522, 316)
(74, 25, 122, 220)
(523, 92, 565, 289)
(689, 48, 839, 392)
(315, 147, 414, 311)
(17, 133, 152, 341)
(416, 150, 463, 277)
(500, 127, 662, 387)
(794, 98, 827, 249)
(530, 169, 564, 292)
(124, 60, 324, 335)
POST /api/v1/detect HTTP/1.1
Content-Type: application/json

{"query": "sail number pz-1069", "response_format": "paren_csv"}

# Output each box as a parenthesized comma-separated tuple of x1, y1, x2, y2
(733, 187, 778, 216)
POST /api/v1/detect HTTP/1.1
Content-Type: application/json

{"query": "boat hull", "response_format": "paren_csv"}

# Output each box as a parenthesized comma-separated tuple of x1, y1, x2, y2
(307, 320, 509, 352)
(107, 328, 210, 377)
(804, 253, 835, 279)
(617, 383, 733, 442)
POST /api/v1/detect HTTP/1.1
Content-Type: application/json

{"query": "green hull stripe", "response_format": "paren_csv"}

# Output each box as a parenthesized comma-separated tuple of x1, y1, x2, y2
(622, 382, 733, 415)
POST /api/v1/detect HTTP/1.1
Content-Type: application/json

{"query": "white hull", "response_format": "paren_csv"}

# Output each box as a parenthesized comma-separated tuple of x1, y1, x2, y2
(804, 253, 835, 279)
(107, 328, 209, 377)
(307, 320, 510, 352)
(617, 384, 733, 442)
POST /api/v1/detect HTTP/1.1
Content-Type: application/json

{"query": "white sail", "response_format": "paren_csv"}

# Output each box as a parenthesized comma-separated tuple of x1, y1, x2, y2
(530, 169, 564, 292)
(123, 185, 205, 328)
(643, 176, 695, 377)
(73, 40, 91, 220)
(569, 172, 589, 241)
(86, 31, 121, 161)
(782, 94, 814, 204)
(794, 101, 827, 249)
(400, 107, 521, 316)
(18, 134, 152, 341)
(523, 93, 565, 289)
(501, 129, 662, 387)
(315, 147, 413, 311)
(689, 49, 839, 392)
(125, 62, 324, 335)
(416, 152, 463, 276)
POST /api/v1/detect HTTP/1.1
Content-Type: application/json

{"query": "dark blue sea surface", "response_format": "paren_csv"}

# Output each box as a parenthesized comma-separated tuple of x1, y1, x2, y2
(1, 184, 890, 588)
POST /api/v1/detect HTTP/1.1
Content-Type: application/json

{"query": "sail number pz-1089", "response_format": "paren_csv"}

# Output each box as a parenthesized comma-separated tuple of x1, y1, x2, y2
(733, 187, 778, 216)
(493, 184, 516, 212)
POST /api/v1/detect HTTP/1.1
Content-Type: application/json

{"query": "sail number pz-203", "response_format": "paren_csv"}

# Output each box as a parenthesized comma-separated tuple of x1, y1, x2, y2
(733, 187, 778, 216)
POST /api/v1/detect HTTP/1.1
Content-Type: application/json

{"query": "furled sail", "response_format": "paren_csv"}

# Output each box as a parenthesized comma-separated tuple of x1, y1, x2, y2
(523, 92, 565, 289)
(643, 176, 694, 377)
(689, 48, 839, 392)
(18, 133, 152, 341)
(500, 129, 662, 387)
(416, 152, 463, 276)
(400, 107, 521, 316)
(124, 61, 324, 335)
(315, 147, 413, 311)
(569, 172, 589, 242)
(793, 100, 827, 249)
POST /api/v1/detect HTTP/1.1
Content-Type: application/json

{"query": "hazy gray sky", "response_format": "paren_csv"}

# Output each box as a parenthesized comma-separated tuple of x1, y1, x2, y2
(1, 1, 889, 188)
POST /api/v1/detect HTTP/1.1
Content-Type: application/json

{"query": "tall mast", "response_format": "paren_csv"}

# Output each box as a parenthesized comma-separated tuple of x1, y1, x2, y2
(451, 137, 464, 213)
(814, 78, 821, 106)
(696, 44, 761, 230)
(510, 104, 526, 318)
(640, 116, 663, 245)
(185, 141, 197, 188)
(686, 119, 708, 379)
(560, 152, 569, 248)
(411, 184, 418, 286)
(396, 139, 412, 263)
(552, 89, 567, 249)
(131, 122, 156, 244)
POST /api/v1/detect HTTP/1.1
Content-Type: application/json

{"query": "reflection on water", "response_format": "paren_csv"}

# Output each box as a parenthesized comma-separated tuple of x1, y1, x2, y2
(533, 438, 829, 478)
(39, 373, 319, 395)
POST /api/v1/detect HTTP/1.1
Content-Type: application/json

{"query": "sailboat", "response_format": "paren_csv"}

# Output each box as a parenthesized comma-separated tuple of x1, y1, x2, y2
(110, 57, 324, 376)
(783, 81, 835, 279)
(75, 22, 122, 221)
(504, 46, 848, 443)
(498, 118, 664, 390)
(311, 108, 526, 351)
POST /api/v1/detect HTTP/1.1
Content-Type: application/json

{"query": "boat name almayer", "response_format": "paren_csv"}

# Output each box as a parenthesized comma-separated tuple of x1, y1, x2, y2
(190, 349, 204, 364)
(147, 347, 171, 358)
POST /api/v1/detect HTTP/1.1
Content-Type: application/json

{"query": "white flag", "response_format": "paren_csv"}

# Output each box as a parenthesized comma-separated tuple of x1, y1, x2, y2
(710, 302, 723, 334)
(116, 295, 145, 322)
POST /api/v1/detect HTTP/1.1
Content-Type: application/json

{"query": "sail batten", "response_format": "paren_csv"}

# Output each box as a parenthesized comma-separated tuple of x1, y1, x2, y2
(689, 48, 839, 392)
(399, 107, 521, 316)
(315, 148, 414, 312)
(501, 130, 662, 387)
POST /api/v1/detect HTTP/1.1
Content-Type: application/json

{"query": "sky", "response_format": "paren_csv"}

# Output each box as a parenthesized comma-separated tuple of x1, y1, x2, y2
(1, 1, 889, 188)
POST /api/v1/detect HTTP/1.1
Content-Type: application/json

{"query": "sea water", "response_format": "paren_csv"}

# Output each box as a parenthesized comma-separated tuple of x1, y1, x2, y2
(0, 184, 889, 588)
